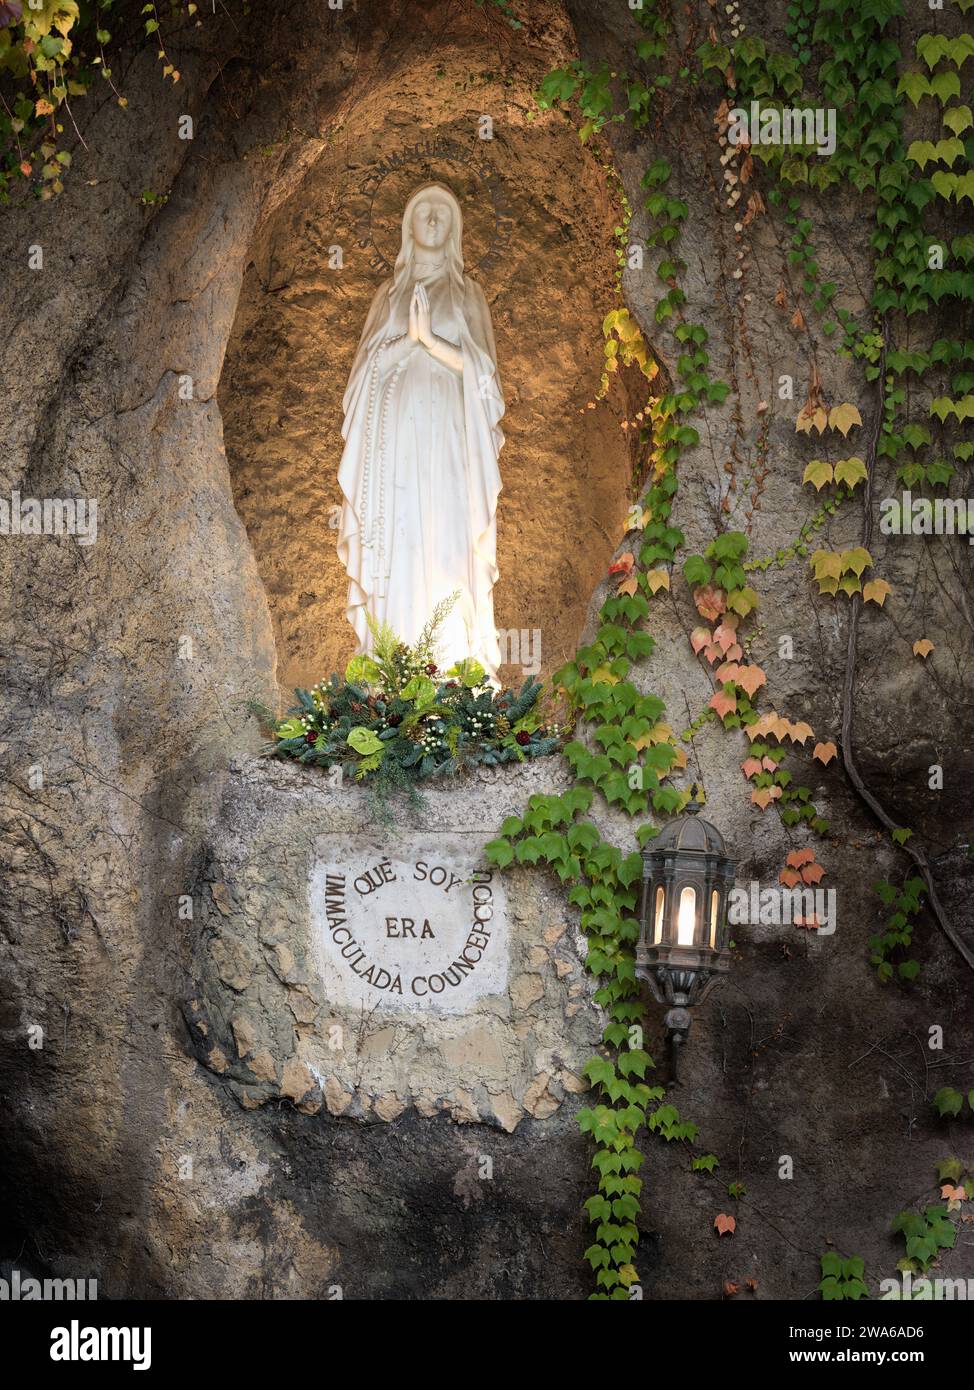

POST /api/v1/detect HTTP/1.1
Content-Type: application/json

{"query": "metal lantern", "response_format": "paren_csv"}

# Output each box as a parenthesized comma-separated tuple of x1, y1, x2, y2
(636, 789, 736, 1079)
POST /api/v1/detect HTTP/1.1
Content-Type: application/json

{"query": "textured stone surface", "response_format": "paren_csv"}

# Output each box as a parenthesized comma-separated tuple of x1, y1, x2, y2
(565, 0, 974, 1302)
(0, 0, 607, 1300)
(187, 758, 598, 1129)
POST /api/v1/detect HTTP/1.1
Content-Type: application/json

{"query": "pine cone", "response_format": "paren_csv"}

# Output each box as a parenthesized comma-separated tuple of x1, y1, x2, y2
(495, 715, 511, 736)
(403, 722, 424, 744)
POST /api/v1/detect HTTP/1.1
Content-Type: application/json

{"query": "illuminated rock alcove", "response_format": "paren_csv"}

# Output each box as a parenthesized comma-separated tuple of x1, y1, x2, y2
(219, 32, 638, 695)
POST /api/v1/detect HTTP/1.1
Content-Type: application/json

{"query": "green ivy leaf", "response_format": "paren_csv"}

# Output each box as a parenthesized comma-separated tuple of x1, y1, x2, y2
(933, 1087, 964, 1118)
(691, 1153, 719, 1173)
(484, 838, 514, 869)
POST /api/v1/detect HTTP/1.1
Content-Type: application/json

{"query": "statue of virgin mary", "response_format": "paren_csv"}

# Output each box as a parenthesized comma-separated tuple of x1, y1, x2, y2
(337, 183, 505, 681)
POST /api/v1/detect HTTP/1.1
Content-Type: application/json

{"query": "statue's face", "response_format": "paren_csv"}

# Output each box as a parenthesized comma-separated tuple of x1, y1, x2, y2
(411, 195, 453, 252)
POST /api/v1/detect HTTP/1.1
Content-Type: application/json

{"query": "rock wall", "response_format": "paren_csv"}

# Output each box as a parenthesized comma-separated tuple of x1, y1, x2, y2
(0, 0, 972, 1301)
(189, 758, 599, 1133)
(565, 0, 974, 1300)
(0, 0, 621, 1300)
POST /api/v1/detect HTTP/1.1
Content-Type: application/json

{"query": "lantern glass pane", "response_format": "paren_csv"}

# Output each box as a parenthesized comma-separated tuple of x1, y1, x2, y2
(653, 886, 664, 944)
(710, 889, 719, 948)
(677, 886, 696, 946)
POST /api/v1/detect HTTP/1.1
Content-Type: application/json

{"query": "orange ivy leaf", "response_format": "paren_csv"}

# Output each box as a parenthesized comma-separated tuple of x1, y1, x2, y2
(709, 688, 738, 720)
(714, 1213, 736, 1236)
(647, 568, 670, 595)
(761, 756, 777, 772)
(795, 914, 821, 930)
(796, 403, 827, 433)
(608, 551, 635, 576)
(741, 757, 763, 779)
(646, 721, 675, 745)
(616, 574, 639, 596)
(742, 188, 765, 226)
(736, 664, 767, 698)
(690, 626, 712, 655)
(786, 849, 816, 868)
(787, 721, 814, 745)
(779, 867, 802, 887)
(829, 402, 862, 436)
(913, 639, 934, 658)
(813, 741, 837, 764)
(716, 661, 744, 684)
(751, 786, 782, 808)
(801, 862, 826, 885)
(863, 578, 892, 606)
(694, 584, 726, 621)
(713, 619, 740, 649)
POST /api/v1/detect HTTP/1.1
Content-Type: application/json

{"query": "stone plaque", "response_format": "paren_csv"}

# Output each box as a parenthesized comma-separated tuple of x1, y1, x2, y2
(309, 834, 509, 1013)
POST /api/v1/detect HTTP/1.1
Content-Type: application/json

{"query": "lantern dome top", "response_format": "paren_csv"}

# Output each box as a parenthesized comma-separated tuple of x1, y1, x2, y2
(648, 799, 728, 856)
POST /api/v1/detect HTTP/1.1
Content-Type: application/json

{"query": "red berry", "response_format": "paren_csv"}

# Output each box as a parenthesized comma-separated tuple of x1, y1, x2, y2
(515, 730, 530, 746)
(425, 663, 438, 675)
(306, 731, 317, 745)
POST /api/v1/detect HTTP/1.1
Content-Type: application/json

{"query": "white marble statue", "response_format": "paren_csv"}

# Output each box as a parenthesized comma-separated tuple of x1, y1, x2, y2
(337, 183, 505, 680)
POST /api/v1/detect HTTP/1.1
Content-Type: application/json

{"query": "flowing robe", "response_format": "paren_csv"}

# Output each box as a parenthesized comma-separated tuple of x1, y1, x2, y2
(337, 266, 505, 679)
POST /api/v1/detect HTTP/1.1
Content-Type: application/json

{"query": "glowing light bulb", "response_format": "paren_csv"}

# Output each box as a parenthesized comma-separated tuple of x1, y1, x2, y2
(677, 887, 696, 946)
(653, 887, 664, 944)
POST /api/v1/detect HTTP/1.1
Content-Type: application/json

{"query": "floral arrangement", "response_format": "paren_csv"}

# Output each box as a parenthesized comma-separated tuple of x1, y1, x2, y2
(257, 598, 562, 795)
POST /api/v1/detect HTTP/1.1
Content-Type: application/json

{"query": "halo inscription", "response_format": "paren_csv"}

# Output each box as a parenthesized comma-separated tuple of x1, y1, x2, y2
(309, 834, 509, 1013)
